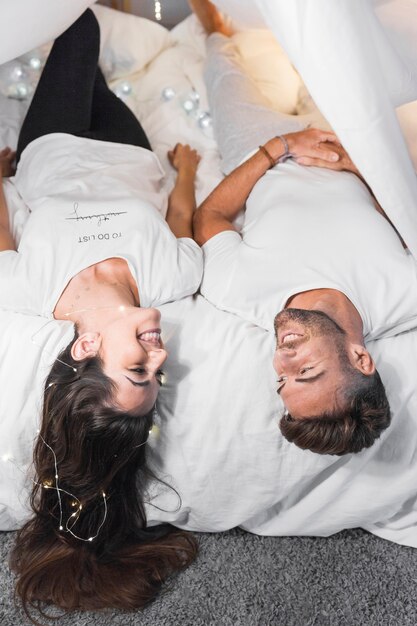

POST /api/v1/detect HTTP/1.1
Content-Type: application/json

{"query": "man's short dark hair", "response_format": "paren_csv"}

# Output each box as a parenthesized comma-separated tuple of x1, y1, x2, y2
(279, 368, 391, 455)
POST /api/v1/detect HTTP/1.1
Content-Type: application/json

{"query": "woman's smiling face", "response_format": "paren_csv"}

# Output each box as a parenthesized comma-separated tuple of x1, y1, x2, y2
(97, 307, 168, 415)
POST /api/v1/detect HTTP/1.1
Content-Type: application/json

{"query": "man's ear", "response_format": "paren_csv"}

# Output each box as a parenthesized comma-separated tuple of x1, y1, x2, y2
(349, 344, 376, 376)
(71, 332, 102, 362)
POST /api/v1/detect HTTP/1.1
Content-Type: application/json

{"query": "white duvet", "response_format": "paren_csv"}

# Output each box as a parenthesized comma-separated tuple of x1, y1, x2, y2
(1, 5, 417, 548)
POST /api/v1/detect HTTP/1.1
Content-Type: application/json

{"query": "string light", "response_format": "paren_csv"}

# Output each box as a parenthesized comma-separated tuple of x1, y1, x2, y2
(37, 432, 108, 542)
(5, 418, 159, 542)
(63, 304, 126, 317)
(35, 424, 156, 539)
(133, 427, 154, 449)
(154, 1, 162, 21)
(6, 442, 141, 544)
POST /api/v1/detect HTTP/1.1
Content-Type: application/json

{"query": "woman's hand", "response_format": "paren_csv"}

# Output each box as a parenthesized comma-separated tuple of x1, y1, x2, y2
(168, 144, 201, 177)
(166, 144, 201, 239)
(0, 147, 16, 178)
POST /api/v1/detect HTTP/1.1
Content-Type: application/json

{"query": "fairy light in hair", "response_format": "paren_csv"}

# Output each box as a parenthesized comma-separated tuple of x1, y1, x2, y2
(130, 409, 159, 450)
(38, 432, 64, 530)
(34, 348, 77, 373)
(65, 492, 107, 543)
(133, 426, 154, 449)
(37, 431, 108, 542)
(6, 418, 156, 541)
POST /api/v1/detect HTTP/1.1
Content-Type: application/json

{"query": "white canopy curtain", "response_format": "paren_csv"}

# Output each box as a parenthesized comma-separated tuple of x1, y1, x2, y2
(0, 0, 96, 65)
(216, 0, 417, 258)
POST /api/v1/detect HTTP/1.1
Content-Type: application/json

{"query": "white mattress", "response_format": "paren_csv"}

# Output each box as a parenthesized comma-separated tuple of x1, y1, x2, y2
(1, 7, 417, 548)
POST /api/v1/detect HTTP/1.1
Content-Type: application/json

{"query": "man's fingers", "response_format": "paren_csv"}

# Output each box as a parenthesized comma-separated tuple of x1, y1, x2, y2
(296, 156, 340, 170)
(306, 128, 339, 143)
(296, 157, 314, 166)
(316, 145, 340, 162)
(303, 145, 339, 162)
(316, 130, 339, 144)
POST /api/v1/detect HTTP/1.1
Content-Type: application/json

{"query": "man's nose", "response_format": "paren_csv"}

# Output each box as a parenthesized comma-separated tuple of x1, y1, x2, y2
(275, 349, 302, 374)
(278, 347, 297, 360)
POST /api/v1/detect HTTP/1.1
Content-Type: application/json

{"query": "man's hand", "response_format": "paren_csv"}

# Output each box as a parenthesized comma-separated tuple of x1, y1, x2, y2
(280, 128, 341, 163)
(0, 147, 16, 178)
(168, 143, 201, 177)
(262, 129, 341, 165)
(293, 136, 360, 177)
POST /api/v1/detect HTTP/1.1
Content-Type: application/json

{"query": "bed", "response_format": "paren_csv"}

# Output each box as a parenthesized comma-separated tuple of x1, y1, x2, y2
(1, 1, 417, 549)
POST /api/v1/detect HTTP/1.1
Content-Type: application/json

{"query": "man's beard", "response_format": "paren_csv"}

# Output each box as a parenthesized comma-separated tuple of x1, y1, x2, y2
(274, 308, 346, 341)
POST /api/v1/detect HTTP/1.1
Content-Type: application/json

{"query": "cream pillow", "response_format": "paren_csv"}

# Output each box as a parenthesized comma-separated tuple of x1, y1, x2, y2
(92, 4, 173, 81)
(232, 30, 302, 115)
(397, 101, 417, 172)
(172, 15, 301, 115)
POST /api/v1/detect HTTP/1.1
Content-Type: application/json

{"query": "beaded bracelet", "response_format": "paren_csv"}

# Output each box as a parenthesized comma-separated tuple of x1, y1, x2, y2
(259, 135, 292, 169)
(276, 135, 291, 163)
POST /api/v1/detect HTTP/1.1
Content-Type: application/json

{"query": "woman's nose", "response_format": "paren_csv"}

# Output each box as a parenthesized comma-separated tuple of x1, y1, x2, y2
(147, 348, 168, 371)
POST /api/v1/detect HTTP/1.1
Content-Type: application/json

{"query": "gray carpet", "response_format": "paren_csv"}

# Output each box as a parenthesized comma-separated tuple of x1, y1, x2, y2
(1, 527, 416, 626)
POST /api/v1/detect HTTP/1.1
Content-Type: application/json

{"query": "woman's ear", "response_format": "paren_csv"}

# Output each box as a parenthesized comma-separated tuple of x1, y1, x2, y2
(349, 344, 376, 376)
(71, 332, 102, 362)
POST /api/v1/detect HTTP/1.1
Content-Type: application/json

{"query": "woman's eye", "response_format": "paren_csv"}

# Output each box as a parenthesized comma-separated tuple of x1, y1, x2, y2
(300, 367, 313, 375)
(131, 367, 147, 375)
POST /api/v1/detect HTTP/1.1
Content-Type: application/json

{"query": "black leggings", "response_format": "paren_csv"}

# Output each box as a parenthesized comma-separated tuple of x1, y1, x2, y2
(16, 9, 151, 163)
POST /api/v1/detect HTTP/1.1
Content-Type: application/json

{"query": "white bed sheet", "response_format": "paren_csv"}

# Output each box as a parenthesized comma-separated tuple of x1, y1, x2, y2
(147, 297, 417, 549)
(1, 9, 417, 548)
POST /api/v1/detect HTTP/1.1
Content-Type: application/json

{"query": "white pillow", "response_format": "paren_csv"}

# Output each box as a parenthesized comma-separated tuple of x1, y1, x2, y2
(0, 312, 74, 529)
(92, 4, 172, 81)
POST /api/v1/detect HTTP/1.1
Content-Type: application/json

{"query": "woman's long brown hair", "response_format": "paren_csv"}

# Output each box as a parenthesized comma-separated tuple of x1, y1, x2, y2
(9, 333, 197, 624)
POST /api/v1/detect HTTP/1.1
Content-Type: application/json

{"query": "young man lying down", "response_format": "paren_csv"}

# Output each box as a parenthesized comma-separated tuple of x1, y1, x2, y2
(191, 0, 417, 456)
